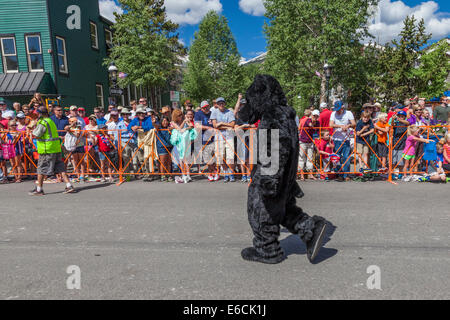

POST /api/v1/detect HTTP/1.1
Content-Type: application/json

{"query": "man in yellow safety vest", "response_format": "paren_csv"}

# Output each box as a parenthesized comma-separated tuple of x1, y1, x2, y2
(29, 106, 76, 196)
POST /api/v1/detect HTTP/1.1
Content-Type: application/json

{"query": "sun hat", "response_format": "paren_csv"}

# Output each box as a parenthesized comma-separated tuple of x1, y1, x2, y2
(121, 107, 131, 114)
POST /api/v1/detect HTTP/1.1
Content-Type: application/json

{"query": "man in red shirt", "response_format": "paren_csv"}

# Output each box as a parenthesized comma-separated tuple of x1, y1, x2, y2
(318, 102, 332, 134)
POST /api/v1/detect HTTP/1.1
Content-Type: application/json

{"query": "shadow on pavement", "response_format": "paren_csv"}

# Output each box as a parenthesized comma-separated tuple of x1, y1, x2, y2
(43, 182, 114, 195)
(280, 223, 338, 264)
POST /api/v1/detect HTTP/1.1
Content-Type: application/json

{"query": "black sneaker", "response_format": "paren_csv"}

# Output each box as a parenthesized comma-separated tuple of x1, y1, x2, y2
(306, 218, 328, 263)
(63, 186, 77, 194)
(29, 188, 45, 196)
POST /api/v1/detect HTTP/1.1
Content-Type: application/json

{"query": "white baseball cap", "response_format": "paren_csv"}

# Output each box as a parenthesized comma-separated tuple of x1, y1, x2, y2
(312, 109, 320, 116)
(320, 102, 328, 109)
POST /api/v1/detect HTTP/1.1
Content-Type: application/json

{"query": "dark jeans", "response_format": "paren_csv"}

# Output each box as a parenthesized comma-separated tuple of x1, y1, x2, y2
(333, 140, 351, 178)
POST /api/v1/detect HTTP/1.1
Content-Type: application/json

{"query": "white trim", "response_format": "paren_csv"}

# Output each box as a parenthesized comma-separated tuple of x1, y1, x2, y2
(55, 36, 68, 74)
(25, 35, 44, 72)
(104, 28, 113, 48)
(1, 37, 19, 73)
(96, 84, 104, 108)
(90, 22, 99, 49)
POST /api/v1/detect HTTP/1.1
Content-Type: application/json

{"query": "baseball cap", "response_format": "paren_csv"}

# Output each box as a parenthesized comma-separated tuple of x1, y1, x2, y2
(110, 109, 119, 116)
(216, 97, 226, 103)
(146, 107, 154, 113)
(320, 102, 328, 109)
(70, 105, 78, 111)
(397, 110, 407, 117)
(396, 104, 405, 109)
(78, 107, 85, 112)
(362, 103, 373, 109)
(97, 124, 107, 130)
(333, 101, 344, 111)
(200, 101, 210, 108)
(0, 97, 6, 104)
(312, 109, 320, 116)
(37, 106, 48, 114)
(16, 112, 25, 119)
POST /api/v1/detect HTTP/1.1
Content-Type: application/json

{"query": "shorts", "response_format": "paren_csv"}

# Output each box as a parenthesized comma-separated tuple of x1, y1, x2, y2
(377, 142, 388, 157)
(37, 153, 65, 176)
(202, 143, 216, 165)
(392, 149, 404, 166)
(98, 151, 114, 162)
(356, 143, 369, 155)
(216, 139, 235, 163)
(74, 146, 85, 154)
(402, 154, 415, 161)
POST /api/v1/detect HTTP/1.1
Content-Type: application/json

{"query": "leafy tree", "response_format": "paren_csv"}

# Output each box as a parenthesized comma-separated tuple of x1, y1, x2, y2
(413, 40, 449, 99)
(105, 0, 185, 106)
(183, 11, 244, 105)
(264, 0, 379, 113)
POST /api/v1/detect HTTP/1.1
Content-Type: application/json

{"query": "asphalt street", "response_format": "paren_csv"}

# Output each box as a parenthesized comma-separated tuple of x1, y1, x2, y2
(0, 179, 449, 300)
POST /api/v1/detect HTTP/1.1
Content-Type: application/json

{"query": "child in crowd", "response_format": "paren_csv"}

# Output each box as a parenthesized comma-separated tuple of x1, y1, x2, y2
(298, 109, 316, 181)
(315, 131, 334, 179)
(96, 124, 114, 182)
(443, 133, 450, 174)
(355, 111, 374, 171)
(389, 110, 409, 178)
(7, 120, 24, 182)
(65, 117, 87, 182)
(374, 113, 389, 172)
(402, 125, 432, 181)
(156, 116, 173, 182)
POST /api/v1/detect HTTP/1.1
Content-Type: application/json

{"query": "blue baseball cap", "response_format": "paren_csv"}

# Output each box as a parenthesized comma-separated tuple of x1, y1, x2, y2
(397, 110, 407, 116)
(216, 97, 226, 103)
(333, 101, 344, 111)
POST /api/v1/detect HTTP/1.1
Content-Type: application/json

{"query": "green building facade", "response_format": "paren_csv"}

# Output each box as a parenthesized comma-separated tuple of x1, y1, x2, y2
(0, 0, 112, 112)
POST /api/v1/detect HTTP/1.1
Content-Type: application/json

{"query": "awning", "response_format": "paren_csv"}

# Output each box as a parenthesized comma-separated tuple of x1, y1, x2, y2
(0, 72, 56, 96)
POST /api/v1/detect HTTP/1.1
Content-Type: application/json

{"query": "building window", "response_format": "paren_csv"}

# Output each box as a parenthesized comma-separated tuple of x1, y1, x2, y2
(96, 84, 104, 108)
(105, 29, 113, 50)
(90, 22, 98, 49)
(55, 36, 68, 74)
(0, 37, 19, 73)
(25, 35, 44, 72)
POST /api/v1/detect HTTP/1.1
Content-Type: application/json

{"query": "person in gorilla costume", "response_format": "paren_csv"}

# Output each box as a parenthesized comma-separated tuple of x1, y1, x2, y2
(238, 74, 330, 264)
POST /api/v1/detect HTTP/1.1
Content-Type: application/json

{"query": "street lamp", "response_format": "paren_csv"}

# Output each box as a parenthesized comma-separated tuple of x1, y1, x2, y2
(323, 62, 333, 104)
(108, 62, 118, 86)
(108, 62, 120, 105)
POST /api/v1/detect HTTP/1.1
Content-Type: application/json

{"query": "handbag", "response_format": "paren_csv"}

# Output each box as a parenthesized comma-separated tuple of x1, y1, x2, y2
(2, 141, 16, 160)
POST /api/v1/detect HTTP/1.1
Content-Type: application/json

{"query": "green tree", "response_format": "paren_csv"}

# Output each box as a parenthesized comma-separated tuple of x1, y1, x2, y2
(413, 40, 449, 99)
(183, 11, 244, 104)
(105, 0, 185, 106)
(373, 16, 433, 103)
(264, 0, 379, 113)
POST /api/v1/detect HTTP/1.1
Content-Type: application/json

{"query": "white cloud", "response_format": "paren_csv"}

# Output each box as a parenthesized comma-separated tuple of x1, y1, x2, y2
(368, 0, 450, 44)
(164, 0, 223, 25)
(239, 0, 266, 16)
(99, 0, 123, 23)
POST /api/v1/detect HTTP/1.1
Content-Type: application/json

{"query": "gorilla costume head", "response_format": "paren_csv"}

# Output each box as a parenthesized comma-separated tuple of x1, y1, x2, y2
(238, 74, 289, 124)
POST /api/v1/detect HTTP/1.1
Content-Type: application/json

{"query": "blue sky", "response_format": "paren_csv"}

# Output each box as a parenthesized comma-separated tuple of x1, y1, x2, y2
(100, 0, 450, 61)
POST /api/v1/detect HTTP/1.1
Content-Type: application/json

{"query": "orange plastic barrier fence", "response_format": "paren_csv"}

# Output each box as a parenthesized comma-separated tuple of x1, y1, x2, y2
(0, 124, 448, 185)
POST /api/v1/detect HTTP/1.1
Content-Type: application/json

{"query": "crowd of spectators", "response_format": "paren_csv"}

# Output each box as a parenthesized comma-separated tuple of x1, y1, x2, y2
(0, 93, 449, 184)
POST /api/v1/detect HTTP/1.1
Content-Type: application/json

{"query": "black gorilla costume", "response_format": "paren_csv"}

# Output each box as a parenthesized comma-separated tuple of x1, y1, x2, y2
(238, 74, 329, 264)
